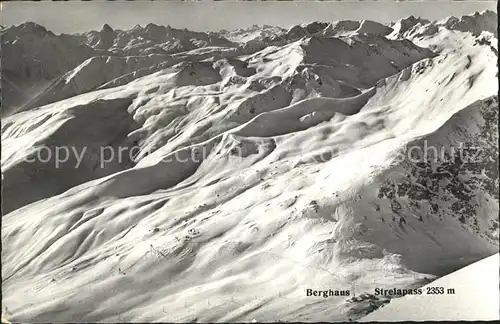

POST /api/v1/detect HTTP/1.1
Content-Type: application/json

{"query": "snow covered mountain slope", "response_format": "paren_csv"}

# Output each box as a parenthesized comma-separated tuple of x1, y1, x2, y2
(359, 253, 499, 321)
(1, 10, 498, 323)
(1, 23, 100, 115)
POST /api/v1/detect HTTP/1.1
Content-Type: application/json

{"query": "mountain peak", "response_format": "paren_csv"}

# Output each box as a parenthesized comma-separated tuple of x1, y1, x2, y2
(101, 23, 114, 33)
(18, 22, 52, 35)
(390, 15, 431, 37)
(479, 9, 497, 16)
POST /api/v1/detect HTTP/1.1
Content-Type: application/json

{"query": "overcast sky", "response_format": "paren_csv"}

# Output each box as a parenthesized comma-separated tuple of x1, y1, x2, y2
(2, 1, 497, 34)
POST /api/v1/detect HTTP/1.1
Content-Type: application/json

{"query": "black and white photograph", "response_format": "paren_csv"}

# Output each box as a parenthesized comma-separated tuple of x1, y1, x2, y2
(1, 0, 498, 322)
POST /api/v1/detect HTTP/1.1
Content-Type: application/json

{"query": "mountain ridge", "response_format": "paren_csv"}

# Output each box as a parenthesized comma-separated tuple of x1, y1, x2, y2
(1, 10, 498, 322)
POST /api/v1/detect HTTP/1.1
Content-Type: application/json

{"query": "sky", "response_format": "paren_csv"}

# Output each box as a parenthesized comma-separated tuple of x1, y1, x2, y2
(2, 1, 497, 34)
